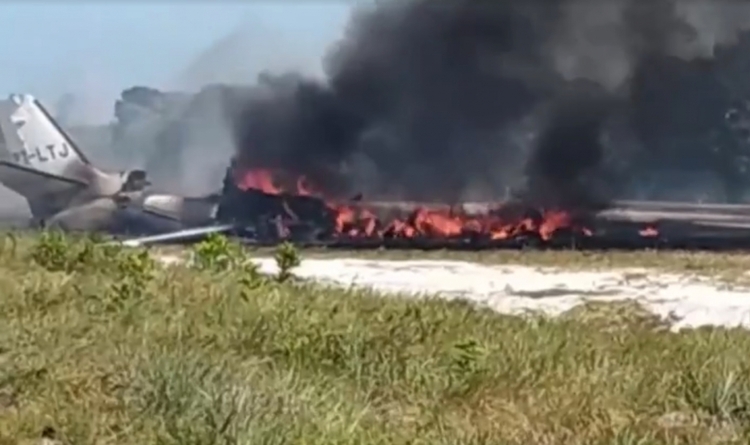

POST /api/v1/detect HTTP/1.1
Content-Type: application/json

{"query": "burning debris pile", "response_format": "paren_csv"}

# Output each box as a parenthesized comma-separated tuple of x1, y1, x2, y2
(211, 162, 750, 251)
(218, 162, 593, 243)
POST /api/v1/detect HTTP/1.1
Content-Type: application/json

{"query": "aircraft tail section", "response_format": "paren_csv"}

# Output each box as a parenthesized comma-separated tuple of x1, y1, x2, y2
(0, 94, 96, 218)
(0, 94, 91, 178)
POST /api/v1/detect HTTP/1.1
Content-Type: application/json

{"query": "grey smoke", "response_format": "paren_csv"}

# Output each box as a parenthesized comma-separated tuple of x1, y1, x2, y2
(63, 16, 331, 196)
(106, 86, 236, 196)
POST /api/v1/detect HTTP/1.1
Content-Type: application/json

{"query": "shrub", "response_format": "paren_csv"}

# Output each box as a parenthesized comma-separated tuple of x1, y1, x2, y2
(274, 242, 301, 283)
(191, 232, 245, 272)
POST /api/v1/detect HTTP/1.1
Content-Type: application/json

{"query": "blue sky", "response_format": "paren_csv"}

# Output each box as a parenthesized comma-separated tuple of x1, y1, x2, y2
(0, 2, 355, 123)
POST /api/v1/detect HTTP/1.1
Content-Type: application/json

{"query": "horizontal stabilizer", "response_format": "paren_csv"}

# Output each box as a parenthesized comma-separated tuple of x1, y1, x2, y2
(0, 160, 85, 202)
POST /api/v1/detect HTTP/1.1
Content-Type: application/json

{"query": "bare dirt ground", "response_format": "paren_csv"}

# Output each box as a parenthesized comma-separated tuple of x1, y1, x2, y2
(153, 246, 750, 331)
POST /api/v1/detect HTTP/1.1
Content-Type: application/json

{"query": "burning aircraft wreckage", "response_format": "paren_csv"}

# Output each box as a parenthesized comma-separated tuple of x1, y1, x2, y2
(1, 92, 750, 251)
(10, 0, 750, 251)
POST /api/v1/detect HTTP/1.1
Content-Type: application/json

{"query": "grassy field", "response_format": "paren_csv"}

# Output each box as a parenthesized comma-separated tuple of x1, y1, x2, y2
(2, 233, 750, 444)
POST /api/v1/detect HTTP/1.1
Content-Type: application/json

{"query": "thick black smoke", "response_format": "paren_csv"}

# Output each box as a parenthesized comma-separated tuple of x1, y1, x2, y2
(226, 0, 750, 206)
(523, 83, 618, 210)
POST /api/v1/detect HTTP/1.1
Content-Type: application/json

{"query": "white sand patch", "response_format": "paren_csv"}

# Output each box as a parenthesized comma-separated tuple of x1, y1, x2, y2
(158, 254, 750, 331)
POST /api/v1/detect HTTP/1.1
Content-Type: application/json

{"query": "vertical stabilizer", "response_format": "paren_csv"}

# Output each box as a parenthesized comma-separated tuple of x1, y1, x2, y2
(0, 94, 91, 179)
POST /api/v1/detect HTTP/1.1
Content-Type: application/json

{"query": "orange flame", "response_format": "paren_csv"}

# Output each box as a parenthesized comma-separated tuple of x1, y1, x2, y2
(639, 225, 659, 237)
(232, 167, 653, 241)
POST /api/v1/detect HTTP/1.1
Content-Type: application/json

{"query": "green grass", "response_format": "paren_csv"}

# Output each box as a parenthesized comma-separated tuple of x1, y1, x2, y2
(2, 232, 750, 444)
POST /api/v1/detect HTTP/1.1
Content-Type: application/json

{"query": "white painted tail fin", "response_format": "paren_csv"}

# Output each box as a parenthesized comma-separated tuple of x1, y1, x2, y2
(0, 94, 95, 218)
(0, 94, 90, 179)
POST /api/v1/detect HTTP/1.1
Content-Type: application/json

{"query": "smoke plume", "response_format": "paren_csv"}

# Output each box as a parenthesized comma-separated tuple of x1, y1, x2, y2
(230, 0, 750, 206)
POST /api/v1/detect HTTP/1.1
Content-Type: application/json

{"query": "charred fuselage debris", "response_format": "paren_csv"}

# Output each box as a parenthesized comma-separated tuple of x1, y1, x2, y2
(215, 161, 338, 242)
